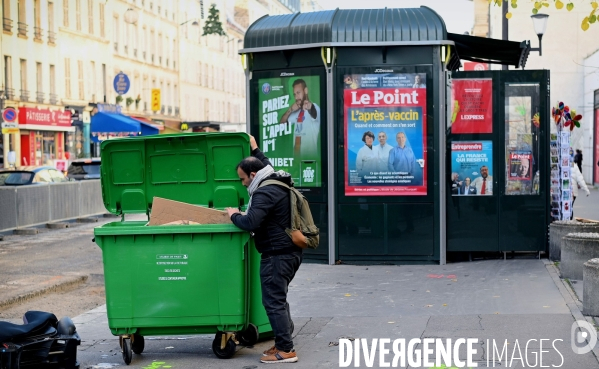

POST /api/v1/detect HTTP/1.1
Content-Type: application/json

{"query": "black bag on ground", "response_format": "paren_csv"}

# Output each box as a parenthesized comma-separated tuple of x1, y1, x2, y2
(0, 311, 81, 369)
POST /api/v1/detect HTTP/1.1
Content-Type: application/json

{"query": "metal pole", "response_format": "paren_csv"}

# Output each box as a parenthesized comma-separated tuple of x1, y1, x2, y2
(324, 48, 336, 265)
(502, 0, 508, 70)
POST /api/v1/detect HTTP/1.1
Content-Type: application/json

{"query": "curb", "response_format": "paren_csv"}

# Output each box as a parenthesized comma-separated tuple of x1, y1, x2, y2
(13, 228, 39, 236)
(0, 275, 88, 311)
(543, 260, 599, 363)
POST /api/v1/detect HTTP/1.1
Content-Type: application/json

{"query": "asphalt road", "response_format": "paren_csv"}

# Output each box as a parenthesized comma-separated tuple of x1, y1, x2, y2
(0, 214, 147, 322)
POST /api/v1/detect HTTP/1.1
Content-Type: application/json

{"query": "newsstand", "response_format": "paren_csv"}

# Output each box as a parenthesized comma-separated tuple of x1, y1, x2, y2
(93, 132, 272, 364)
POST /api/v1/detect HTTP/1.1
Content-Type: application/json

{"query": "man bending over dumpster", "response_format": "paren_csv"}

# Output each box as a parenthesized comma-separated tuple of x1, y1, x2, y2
(226, 135, 303, 364)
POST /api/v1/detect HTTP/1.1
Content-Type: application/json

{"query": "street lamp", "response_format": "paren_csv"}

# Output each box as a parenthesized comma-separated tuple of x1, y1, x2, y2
(124, 8, 139, 25)
(530, 13, 549, 56)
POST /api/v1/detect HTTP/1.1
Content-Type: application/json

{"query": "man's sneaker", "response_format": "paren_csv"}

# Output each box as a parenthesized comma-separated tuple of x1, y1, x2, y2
(260, 349, 298, 363)
(262, 345, 278, 356)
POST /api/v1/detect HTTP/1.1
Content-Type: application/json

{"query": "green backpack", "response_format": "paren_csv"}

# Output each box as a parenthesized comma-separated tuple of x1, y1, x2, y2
(258, 179, 320, 249)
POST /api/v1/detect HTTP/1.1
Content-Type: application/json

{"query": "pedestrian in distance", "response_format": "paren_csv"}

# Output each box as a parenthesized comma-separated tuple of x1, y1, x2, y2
(570, 161, 590, 220)
(573, 149, 583, 173)
(226, 135, 303, 364)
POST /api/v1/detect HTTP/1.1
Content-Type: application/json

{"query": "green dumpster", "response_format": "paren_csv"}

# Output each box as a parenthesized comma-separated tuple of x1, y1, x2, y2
(94, 132, 272, 364)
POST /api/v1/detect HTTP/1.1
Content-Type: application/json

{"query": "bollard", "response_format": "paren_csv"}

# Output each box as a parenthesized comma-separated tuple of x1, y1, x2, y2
(583, 258, 599, 317)
(561, 233, 599, 280)
(549, 221, 599, 261)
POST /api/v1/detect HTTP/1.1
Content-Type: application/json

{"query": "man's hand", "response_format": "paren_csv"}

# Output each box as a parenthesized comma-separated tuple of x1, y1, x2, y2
(303, 99, 312, 111)
(226, 207, 240, 218)
(249, 135, 258, 151)
(290, 100, 301, 112)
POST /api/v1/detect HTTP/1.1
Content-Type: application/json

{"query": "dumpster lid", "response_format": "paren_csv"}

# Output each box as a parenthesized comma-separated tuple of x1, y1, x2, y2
(99, 132, 251, 215)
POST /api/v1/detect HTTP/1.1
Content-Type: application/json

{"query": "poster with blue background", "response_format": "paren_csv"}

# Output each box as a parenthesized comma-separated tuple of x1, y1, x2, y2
(451, 141, 493, 196)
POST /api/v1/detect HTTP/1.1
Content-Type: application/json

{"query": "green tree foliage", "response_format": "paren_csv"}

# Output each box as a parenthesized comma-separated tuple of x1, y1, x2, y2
(491, 0, 598, 30)
(202, 4, 227, 37)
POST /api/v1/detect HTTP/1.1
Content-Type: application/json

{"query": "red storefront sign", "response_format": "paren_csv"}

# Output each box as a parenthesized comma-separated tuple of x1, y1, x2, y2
(450, 79, 493, 134)
(18, 107, 71, 127)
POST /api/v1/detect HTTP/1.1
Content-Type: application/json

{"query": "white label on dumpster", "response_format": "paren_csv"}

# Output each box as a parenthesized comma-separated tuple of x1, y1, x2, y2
(157, 254, 188, 259)
(164, 269, 180, 273)
(158, 277, 187, 281)
(156, 261, 188, 265)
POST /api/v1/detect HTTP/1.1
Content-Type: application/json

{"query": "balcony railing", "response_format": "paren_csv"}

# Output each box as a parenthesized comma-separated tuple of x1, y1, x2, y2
(173, 61, 176, 69)
(142, 51, 146, 60)
(5, 88, 15, 100)
(20, 90, 30, 102)
(133, 48, 137, 57)
(17, 22, 27, 36)
(34, 26, 43, 40)
(3, 18, 12, 32)
(151, 54, 154, 63)
(158, 56, 162, 64)
(166, 58, 169, 67)
(48, 30, 56, 43)
(124, 45, 128, 54)
(167, 106, 172, 115)
(160, 105, 165, 114)
(49, 93, 58, 104)
(113, 42, 118, 52)
(36, 91, 45, 103)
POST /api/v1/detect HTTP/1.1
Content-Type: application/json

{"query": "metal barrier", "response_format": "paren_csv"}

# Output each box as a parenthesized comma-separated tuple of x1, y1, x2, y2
(0, 180, 107, 233)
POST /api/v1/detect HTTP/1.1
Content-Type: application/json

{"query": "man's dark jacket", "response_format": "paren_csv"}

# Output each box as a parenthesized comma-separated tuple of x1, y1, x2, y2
(230, 149, 302, 256)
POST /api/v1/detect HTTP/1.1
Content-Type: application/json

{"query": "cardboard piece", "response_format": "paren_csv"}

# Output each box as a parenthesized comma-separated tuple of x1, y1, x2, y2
(148, 197, 231, 226)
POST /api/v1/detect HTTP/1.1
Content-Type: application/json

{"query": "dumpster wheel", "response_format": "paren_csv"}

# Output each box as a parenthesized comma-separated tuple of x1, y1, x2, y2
(238, 323, 259, 346)
(121, 336, 133, 365)
(212, 332, 237, 359)
(132, 333, 145, 354)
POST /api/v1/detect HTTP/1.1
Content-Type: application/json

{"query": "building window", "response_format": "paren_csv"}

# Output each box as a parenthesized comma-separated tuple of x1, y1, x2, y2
(33, 0, 42, 40)
(64, 58, 71, 98)
(36, 62, 43, 102)
(90, 61, 95, 100)
(17, 0, 26, 36)
(19, 59, 28, 101)
(113, 16, 118, 52)
(49, 64, 56, 103)
(63, 0, 68, 27)
(48, 2, 55, 43)
(99, 2, 105, 37)
(4, 56, 12, 99)
(78, 60, 84, 99)
(75, 0, 81, 31)
(87, 0, 93, 34)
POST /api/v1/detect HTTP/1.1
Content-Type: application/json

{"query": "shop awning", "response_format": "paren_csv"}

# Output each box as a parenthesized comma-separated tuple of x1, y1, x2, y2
(91, 112, 159, 135)
(130, 116, 164, 131)
(447, 33, 530, 69)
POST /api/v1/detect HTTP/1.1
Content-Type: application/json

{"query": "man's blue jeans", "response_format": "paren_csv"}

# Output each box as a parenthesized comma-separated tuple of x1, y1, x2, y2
(259, 251, 303, 352)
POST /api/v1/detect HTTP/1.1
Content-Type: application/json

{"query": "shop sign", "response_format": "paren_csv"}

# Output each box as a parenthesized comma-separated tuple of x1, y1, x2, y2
(97, 103, 122, 114)
(1, 124, 19, 134)
(113, 72, 131, 95)
(2, 107, 17, 122)
(18, 107, 71, 127)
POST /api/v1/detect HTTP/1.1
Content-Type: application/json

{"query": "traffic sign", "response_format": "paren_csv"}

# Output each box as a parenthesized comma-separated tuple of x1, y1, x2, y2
(113, 72, 131, 95)
(2, 107, 17, 122)
(1, 122, 17, 128)
(151, 89, 161, 111)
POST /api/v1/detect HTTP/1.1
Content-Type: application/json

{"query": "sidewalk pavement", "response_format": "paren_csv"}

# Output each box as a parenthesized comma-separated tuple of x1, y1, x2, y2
(71, 259, 599, 369)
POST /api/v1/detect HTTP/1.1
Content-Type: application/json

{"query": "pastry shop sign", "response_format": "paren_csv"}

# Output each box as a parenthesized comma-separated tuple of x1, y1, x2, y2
(18, 107, 72, 127)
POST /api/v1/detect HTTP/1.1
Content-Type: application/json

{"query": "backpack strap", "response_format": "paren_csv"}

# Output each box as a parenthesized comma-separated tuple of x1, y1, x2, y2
(256, 179, 292, 233)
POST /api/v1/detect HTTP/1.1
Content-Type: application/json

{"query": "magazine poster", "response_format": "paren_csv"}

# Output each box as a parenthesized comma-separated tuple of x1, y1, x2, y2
(508, 151, 532, 180)
(450, 141, 493, 196)
(344, 73, 427, 196)
(258, 74, 322, 187)
(450, 79, 493, 134)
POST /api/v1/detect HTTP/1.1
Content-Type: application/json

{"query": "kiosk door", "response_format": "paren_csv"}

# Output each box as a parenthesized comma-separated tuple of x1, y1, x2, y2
(447, 70, 550, 254)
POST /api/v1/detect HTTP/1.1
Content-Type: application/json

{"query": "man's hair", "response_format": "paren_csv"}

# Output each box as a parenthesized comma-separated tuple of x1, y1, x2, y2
(293, 79, 307, 89)
(378, 131, 387, 137)
(362, 131, 374, 142)
(480, 165, 488, 171)
(236, 156, 266, 176)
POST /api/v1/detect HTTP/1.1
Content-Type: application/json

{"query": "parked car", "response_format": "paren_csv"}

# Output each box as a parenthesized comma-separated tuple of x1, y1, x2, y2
(67, 158, 101, 180)
(0, 166, 69, 186)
